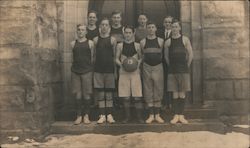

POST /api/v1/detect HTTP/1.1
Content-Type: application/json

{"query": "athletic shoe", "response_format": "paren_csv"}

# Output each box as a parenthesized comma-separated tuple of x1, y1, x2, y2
(179, 115, 188, 124)
(145, 114, 154, 124)
(97, 115, 106, 124)
(170, 114, 179, 124)
(74, 116, 82, 125)
(155, 114, 164, 123)
(83, 114, 91, 124)
(107, 114, 115, 123)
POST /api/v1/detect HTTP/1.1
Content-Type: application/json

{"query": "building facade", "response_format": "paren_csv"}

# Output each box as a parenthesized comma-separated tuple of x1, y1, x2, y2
(0, 0, 249, 140)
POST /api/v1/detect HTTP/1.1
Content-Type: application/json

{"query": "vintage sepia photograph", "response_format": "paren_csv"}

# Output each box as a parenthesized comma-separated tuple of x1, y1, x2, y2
(0, 0, 249, 147)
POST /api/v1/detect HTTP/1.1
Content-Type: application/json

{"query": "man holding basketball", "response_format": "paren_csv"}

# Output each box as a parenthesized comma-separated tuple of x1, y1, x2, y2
(116, 25, 144, 123)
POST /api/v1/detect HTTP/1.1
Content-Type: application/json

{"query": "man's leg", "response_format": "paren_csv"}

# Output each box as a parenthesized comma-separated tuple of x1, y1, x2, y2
(134, 97, 144, 123)
(83, 94, 91, 124)
(170, 92, 180, 124)
(122, 97, 130, 123)
(178, 91, 188, 124)
(97, 90, 106, 124)
(106, 91, 115, 123)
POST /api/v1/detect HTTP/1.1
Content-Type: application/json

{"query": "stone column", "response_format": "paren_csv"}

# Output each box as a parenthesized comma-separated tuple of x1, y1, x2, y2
(0, 0, 63, 140)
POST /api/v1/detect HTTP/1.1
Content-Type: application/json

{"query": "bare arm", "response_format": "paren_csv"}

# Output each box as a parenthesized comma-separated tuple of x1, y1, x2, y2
(88, 40, 95, 64)
(135, 43, 142, 67)
(140, 39, 146, 62)
(183, 36, 193, 67)
(164, 39, 171, 66)
(115, 43, 123, 67)
(157, 37, 164, 49)
(70, 40, 76, 63)
(93, 37, 98, 64)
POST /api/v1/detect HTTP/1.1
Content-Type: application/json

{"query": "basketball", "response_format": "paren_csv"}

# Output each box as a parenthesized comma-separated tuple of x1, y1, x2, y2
(122, 57, 138, 72)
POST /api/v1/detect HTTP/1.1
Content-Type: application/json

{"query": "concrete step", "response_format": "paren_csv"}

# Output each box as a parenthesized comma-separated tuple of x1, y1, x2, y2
(50, 119, 226, 135)
(55, 107, 218, 121)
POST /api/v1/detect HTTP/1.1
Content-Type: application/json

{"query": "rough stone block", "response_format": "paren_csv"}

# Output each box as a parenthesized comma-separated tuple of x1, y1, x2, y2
(202, 1, 245, 28)
(234, 80, 250, 99)
(0, 1, 33, 7)
(204, 58, 249, 79)
(203, 49, 238, 59)
(0, 86, 25, 112)
(204, 80, 234, 100)
(215, 100, 249, 116)
(0, 7, 32, 21)
(0, 47, 21, 60)
(0, 22, 33, 45)
(203, 28, 248, 50)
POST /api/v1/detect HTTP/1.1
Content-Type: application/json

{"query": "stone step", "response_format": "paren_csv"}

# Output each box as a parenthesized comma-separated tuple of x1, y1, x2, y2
(55, 107, 218, 121)
(50, 119, 226, 135)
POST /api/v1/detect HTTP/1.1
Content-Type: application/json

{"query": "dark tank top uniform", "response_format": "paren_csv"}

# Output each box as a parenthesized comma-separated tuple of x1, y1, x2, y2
(111, 26, 124, 43)
(168, 36, 189, 73)
(71, 40, 93, 74)
(86, 27, 99, 40)
(94, 36, 114, 73)
(143, 38, 162, 66)
(122, 42, 137, 57)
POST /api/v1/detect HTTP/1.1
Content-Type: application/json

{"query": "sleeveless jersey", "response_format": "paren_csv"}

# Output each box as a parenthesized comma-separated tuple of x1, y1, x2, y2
(94, 36, 114, 73)
(111, 26, 124, 43)
(143, 38, 162, 66)
(71, 40, 92, 74)
(86, 27, 99, 40)
(168, 36, 189, 73)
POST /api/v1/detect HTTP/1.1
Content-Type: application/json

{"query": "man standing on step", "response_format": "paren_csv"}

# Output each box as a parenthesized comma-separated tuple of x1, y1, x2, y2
(110, 10, 124, 43)
(164, 19, 193, 124)
(135, 13, 148, 43)
(93, 18, 117, 124)
(116, 25, 144, 123)
(71, 24, 94, 125)
(158, 16, 173, 111)
(86, 10, 99, 41)
(140, 21, 165, 124)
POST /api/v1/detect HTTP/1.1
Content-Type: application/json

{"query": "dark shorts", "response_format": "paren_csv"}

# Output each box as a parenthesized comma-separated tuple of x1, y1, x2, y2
(167, 73, 191, 92)
(71, 72, 93, 95)
(93, 72, 115, 90)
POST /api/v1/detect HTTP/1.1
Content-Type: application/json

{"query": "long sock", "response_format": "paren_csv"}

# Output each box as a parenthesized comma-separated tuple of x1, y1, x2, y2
(99, 108, 105, 115)
(76, 99, 82, 116)
(149, 107, 154, 114)
(154, 107, 160, 114)
(84, 99, 91, 115)
(179, 99, 185, 114)
(172, 99, 179, 114)
(106, 107, 113, 115)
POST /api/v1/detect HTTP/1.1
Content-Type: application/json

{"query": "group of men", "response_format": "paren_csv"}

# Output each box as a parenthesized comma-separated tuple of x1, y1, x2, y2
(71, 10, 193, 125)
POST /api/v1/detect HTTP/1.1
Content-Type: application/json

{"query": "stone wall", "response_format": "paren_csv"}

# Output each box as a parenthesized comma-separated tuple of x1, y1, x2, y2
(0, 1, 63, 140)
(201, 1, 249, 123)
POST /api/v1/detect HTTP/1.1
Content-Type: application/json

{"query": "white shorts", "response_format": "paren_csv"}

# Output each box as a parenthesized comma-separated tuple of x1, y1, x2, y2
(118, 72, 142, 97)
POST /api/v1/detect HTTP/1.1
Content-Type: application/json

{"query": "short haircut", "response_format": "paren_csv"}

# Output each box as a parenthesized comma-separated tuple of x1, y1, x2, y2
(172, 19, 182, 27)
(88, 10, 98, 17)
(164, 15, 173, 20)
(138, 13, 148, 19)
(100, 17, 110, 25)
(147, 21, 157, 27)
(76, 24, 86, 29)
(124, 25, 135, 33)
(112, 10, 122, 16)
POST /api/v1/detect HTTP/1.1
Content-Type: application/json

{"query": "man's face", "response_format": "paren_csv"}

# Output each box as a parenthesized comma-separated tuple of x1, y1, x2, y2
(138, 15, 147, 26)
(77, 25, 87, 38)
(112, 13, 122, 25)
(100, 20, 110, 34)
(124, 28, 134, 41)
(163, 17, 172, 30)
(147, 24, 157, 35)
(88, 13, 97, 25)
(171, 22, 181, 34)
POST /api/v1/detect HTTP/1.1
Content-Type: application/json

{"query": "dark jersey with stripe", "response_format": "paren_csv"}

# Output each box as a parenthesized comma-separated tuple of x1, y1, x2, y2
(122, 42, 137, 57)
(86, 27, 99, 40)
(168, 36, 189, 73)
(71, 40, 93, 74)
(94, 36, 114, 73)
(143, 38, 162, 66)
